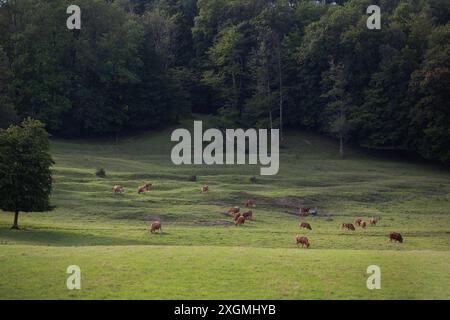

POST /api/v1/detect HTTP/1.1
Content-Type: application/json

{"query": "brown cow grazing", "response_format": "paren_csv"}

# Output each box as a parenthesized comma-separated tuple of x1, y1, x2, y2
(295, 235, 310, 248)
(138, 183, 152, 194)
(355, 218, 363, 226)
(234, 213, 242, 221)
(231, 211, 240, 218)
(245, 199, 257, 208)
(369, 217, 377, 226)
(361, 221, 367, 228)
(300, 207, 310, 214)
(242, 210, 253, 220)
(113, 184, 124, 193)
(342, 223, 355, 231)
(299, 222, 312, 230)
(235, 216, 245, 226)
(227, 207, 240, 215)
(201, 185, 209, 193)
(389, 232, 403, 243)
(149, 221, 162, 233)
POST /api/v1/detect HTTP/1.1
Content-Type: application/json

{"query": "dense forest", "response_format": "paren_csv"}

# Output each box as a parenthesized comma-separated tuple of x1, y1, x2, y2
(0, 0, 449, 163)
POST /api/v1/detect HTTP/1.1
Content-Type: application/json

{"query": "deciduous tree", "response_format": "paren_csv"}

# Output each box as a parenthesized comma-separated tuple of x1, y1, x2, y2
(0, 118, 54, 229)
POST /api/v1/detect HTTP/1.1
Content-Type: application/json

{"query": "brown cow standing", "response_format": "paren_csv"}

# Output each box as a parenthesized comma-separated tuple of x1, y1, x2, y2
(231, 211, 240, 218)
(235, 216, 245, 226)
(355, 218, 363, 226)
(369, 217, 377, 226)
(113, 184, 124, 193)
(201, 185, 209, 193)
(138, 183, 152, 194)
(299, 222, 312, 230)
(342, 223, 355, 231)
(234, 213, 242, 221)
(245, 199, 257, 208)
(295, 235, 310, 248)
(300, 207, 310, 214)
(242, 210, 253, 220)
(227, 207, 240, 215)
(149, 221, 162, 233)
(389, 232, 403, 243)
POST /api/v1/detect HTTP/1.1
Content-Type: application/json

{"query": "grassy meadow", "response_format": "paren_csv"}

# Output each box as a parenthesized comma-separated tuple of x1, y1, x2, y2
(0, 121, 449, 299)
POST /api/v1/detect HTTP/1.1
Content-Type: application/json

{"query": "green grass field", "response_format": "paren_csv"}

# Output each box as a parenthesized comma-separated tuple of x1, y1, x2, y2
(1, 121, 449, 299)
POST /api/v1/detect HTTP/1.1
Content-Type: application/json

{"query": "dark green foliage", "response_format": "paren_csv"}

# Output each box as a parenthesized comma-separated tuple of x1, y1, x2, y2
(0, 118, 54, 229)
(409, 23, 450, 163)
(188, 174, 197, 182)
(321, 61, 352, 159)
(0, 0, 448, 163)
(0, 0, 192, 136)
(0, 45, 18, 128)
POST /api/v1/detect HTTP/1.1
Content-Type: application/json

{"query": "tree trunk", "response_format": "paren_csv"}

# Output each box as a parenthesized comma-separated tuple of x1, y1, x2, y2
(267, 77, 273, 130)
(339, 134, 344, 160)
(231, 71, 237, 110)
(11, 210, 20, 230)
(277, 46, 283, 142)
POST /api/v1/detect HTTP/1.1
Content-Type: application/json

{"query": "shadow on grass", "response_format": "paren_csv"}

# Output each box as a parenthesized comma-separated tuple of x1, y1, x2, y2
(0, 227, 150, 247)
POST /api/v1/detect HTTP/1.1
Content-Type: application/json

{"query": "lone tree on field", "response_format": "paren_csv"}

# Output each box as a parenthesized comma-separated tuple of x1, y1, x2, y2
(0, 118, 54, 229)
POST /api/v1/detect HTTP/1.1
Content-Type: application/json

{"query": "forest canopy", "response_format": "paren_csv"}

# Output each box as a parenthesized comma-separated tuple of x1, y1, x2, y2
(0, 0, 449, 163)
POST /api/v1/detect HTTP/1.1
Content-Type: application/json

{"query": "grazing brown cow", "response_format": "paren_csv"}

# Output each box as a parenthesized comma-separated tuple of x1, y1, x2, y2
(245, 199, 257, 208)
(300, 207, 310, 214)
(234, 213, 242, 221)
(149, 221, 162, 233)
(299, 222, 312, 230)
(242, 210, 253, 220)
(361, 221, 367, 228)
(231, 211, 240, 218)
(295, 235, 310, 248)
(113, 184, 124, 193)
(369, 217, 377, 226)
(389, 232, 403, 243)
(235, 216, 245, 226)
(138, 183, 152, 194)
(342, 223, 355, 231)
(227, 207, 240, 215)
(355, 218, 363, 226)
(201, 185, 209, 193)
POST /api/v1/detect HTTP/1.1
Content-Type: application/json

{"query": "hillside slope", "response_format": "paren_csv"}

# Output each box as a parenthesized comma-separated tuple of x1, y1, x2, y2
(1, 124, 449, 299)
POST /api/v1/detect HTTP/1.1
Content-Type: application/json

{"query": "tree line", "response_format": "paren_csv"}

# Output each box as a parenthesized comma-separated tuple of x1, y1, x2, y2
(0, 0, 449, 163)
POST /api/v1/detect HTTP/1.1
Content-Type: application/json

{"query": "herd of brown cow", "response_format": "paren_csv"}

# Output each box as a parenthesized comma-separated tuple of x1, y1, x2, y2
(343, 217, 377, 231)
(296, 216, 403, 248)
(111, 183, 403, 245)
(225, 198, 256, 226)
